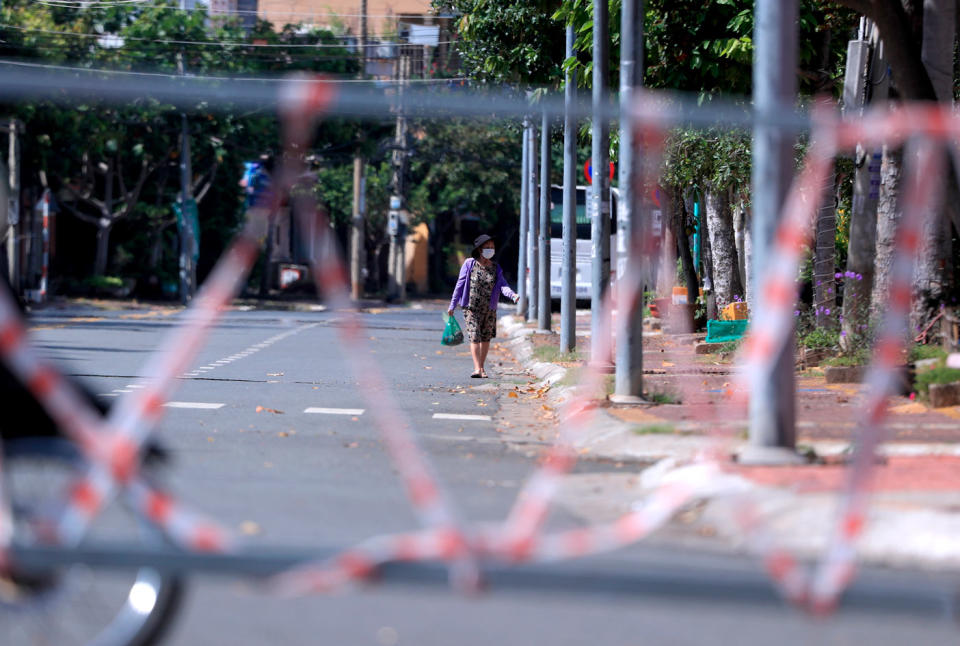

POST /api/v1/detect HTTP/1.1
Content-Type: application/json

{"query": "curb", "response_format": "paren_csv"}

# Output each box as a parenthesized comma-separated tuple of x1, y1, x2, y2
(497, 312, 960, 572)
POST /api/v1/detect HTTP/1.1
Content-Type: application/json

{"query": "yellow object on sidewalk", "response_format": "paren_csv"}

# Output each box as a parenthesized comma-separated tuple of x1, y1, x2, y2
(721, 302, 748, 320)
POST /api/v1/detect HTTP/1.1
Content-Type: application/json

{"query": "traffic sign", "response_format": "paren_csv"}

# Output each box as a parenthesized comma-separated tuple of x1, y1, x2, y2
(583, 160, 615, 184)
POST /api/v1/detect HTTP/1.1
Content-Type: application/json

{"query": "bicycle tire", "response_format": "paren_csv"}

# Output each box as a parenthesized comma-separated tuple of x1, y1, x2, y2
(0, 437, 186, 646)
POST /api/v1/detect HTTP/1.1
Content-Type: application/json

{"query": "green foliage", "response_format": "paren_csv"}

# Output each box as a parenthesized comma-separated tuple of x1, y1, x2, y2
(915, 361, 960, 397)
(632, 424, 675, 435)
(822, 351, 869, 367)
(909, 344, 948, 363)
(84, 275, 124, 289)
(407, 118, 522, 232)
(800, 326, 840, 350)
(532, 345, 583, 363)
(435, 1, 566, 85)
(0, 0, 367, 290)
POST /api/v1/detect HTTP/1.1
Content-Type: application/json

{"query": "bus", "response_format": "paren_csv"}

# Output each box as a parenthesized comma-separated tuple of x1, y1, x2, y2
(547, 185, 620, 301)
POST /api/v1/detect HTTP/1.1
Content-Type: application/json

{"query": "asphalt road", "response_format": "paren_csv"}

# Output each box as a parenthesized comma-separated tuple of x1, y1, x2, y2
(17, 301, 960, 645)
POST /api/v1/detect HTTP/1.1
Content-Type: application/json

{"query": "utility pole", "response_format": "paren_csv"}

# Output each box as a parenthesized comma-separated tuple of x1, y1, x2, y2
(526, 119, 539, 323)
(517, 118, 530, 314)
(350, 0, 367, 302)
(537, 110, 551, 331)
(590, 0, 611, 364)
(178, 52, 195, 305)
(350, 156, 366, 300)
(360, 0, 368, 76)
(387, 55, 409, 302)
(742, 0, 800, 464)
(6, 119, 20, 293)
(613, 0, 645, 401)
(560, 25, 578, 353)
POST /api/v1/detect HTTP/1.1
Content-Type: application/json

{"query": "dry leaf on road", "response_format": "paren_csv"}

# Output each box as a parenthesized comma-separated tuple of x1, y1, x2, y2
(256, 406, 284, 414)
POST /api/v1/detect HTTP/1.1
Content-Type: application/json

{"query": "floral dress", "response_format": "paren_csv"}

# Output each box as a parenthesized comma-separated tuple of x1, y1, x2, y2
(463, 261, 497, 342)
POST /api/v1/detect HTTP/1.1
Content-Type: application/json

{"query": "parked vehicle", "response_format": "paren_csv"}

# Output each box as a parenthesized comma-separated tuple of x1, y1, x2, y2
(546, 185, 621, 301)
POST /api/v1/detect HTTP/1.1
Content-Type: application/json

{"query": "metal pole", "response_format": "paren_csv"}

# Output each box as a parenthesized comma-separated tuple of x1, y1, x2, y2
(590, 0, 611, 364)
(180, 112, 194, 305)
(40, 189, 49, 301)
(360, 0, 368, 76)
(743, 0, 800, 463)
(613, 0, 644, 400)
(527, 120, 539, 322)
(518, 118, 530, 314)
(350, 155, 365, 300)
(7, 119, 19, 293)
(560, 25, 578, 353)
(538, 109, 551, 331)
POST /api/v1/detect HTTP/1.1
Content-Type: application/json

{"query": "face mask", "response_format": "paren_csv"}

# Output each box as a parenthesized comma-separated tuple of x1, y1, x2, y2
(481, 248, 495, 259)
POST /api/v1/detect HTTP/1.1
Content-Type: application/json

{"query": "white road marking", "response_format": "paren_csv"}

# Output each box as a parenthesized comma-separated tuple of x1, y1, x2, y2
(432, 413, 492, 422)
(113, 389, 133, 393)
(99, 393, 118, 397)
(304, 407, 365, 416)
(125, 384, 145, 389)
(164, 402, 225, 409)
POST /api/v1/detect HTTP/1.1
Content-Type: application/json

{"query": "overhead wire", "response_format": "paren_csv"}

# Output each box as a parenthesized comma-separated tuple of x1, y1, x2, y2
(0, 23, 460, 49)
(0, 58, 469, 83)
(29, 1, 442, 19)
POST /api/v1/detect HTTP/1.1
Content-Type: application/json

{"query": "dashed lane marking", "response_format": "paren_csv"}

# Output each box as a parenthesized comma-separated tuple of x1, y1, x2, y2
(432, 413, 492, 422)
(164, 402, 226, 410)
(304, 407, 365, 416)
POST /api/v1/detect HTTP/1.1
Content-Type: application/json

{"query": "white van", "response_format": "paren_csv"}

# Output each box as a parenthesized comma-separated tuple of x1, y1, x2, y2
(547, 185, 620, 301)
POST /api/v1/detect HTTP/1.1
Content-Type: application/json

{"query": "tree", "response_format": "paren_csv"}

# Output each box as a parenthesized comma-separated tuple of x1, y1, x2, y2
(0, 0, 364, 290)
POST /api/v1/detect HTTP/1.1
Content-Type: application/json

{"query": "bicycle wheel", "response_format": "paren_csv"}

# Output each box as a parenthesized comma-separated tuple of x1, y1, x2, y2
(0, 438, 185, 646)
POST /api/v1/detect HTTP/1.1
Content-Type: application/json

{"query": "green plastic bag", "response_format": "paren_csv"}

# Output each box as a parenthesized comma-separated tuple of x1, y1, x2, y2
(441, 313, 464, 346)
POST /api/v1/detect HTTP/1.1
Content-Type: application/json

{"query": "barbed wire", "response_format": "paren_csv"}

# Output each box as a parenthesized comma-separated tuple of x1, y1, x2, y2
(29, 0, 442, 19)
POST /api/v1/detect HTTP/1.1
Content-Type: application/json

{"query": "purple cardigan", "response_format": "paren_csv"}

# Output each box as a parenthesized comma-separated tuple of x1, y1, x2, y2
(449, 258, 518, 312)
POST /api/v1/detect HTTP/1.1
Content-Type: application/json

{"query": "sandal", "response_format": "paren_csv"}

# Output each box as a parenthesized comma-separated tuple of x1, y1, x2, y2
(470, 372, 482, 378)
(479, 371, 488, 379)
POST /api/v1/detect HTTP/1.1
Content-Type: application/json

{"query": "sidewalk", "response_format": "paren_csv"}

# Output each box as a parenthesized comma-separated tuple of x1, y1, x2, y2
(497, 311, 960, 572)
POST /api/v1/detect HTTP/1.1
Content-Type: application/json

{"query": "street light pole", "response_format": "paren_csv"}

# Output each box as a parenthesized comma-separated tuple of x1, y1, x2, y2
(743, 0, 801, 463)
(590, 0, 611, 364)
(613, 0, 645, 401)
(527, 119, 539, 323)
(560, 25, 578, 353)
(538, 109, 551, 331)
(517, 118, 530, 314)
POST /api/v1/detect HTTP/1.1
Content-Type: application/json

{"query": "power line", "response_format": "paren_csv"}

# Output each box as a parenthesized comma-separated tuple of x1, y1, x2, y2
(0, 58, 469, 83)
(30, 1, 442, 19)
(0, 23, 459, 50)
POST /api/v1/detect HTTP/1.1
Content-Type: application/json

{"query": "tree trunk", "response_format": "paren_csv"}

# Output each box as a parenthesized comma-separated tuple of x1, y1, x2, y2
(733, 199, 746, 291)
(704, 187, 743, 310)
(910, 0, 955, 333)
(94, 224, 111, 277)
(700, 192, 718, 321)
(673, 186, 699, 300)
(656, 210, 677, 298)
(871, 144, 902, 315)
(842, 146, 882, 350)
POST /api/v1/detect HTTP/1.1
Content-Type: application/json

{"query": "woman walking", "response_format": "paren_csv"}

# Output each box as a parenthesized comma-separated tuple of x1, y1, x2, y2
(448, 234, 519, 378)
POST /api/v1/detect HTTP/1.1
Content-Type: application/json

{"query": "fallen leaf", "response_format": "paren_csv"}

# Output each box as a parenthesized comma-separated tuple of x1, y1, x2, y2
(207, 437, 214, 442)
(345, 441, 359, 449)
(662, 361, 674, 367)
(541, 404, 553, 411)
(240, 521, 262, 536)
(256, 406, 284, 414)
(508, 391, 519, 398)
(351, 416, 359, 421)
(277, 432, 289, 438)
(436, 350, 443, 355)
(424, 366, 433, 370)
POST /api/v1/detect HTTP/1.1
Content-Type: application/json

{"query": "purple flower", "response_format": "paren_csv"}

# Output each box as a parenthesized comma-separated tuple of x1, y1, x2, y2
(834, 272, 842, 279)
(825, 308, 831, 315)
(855, 273, 862, 281)
(794, 310, 800, 317)
(840, 330, 847, 337)
(816, 280, 822, 287)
